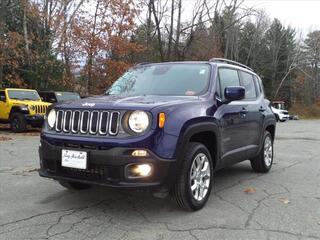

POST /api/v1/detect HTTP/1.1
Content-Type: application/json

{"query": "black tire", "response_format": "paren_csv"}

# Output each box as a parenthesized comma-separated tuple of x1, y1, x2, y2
(58, 180, 91, 190)
(10, 112, 27, 133)
(250, 131, 273, 173)
(172, 142, 213, 211)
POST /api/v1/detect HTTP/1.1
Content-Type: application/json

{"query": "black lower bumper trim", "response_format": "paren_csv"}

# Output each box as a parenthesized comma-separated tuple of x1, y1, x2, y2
(39, 138, 175, 188)
(39, 170, 163, 188)
(26, 114, 44, 127)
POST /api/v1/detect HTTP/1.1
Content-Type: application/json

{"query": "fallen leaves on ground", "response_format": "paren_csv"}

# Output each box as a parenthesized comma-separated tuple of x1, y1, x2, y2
(23, 167, 39, 173)
(1, 123, 41, 135)
(13, 167, 39, 176)
(244, 187, 256, 194)
(279, 197, 291, 204)
(20, 132, 40, 136)
(0, 136, 13, 141)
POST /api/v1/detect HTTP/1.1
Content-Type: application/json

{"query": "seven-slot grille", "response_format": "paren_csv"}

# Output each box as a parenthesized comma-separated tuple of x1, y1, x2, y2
(33, 105, 48, 114)
(55, 110, 120, 136)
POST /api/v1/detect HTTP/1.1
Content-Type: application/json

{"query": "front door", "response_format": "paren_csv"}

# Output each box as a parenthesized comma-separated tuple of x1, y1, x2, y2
(215, 68, 249, 164)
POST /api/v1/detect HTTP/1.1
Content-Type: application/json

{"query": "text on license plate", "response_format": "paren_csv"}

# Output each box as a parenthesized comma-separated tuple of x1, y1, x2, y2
(61, 150, 87, 169)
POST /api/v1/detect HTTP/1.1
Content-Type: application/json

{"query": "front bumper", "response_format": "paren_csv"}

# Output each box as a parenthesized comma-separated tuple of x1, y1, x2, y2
(25, 114, 45, 126)
(39, 138, 175, 188)
(279, 114, 289, 121)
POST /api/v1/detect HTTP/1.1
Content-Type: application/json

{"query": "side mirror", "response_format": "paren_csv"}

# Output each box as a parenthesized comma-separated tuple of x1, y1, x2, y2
(0, 95, 5, 102)
(224, 86, 245, 102)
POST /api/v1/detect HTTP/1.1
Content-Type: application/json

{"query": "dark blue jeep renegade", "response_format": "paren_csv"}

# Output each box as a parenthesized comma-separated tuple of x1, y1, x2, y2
(39, 58, 276, 211)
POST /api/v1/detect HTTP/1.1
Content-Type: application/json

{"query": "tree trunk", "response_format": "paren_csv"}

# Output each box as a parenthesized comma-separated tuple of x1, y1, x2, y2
(0, 0, 7, 87)
(86, 0, 100, 94)
(62, 2, 72, 85)
(151, 0, 164, 61)
(23, 1, 30, 60)
(146, 0, 152, 54)
(174, 0, 182, 60)
(166, 0, 175, 60)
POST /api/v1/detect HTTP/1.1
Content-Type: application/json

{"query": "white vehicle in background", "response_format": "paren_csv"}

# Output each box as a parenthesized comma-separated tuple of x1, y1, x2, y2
(271, 101, 290, 122)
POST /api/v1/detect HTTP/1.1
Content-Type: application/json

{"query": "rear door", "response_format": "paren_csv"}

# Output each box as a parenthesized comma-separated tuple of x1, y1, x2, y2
(215, 68, 249, 163)
(239, 71, 263, 153)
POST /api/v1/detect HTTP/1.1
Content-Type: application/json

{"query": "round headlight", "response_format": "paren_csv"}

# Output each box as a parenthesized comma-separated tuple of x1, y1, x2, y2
(29, 105, 35, 111)
(47, 109, 56, 128)
(128, 111, 150, 133)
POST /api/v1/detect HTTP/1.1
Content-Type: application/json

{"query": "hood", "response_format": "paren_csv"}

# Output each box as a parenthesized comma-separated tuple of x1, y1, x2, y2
(10, 99, 51, 106)
(55, 94, 200, 110)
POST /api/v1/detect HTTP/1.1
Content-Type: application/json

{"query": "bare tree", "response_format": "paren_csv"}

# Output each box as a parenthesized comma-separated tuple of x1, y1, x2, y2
(166, 0, 175, 60)
(150, 0, 166, 61)
(302, 31, 320, 103)
(174, 0, 181, 59)
(274, 49, 301, 99)
(0, 0, 7, 87)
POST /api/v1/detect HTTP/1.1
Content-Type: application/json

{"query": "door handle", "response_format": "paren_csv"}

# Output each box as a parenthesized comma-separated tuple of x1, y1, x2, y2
(240, 108, 248, 115)
(259, 107, 266, 112)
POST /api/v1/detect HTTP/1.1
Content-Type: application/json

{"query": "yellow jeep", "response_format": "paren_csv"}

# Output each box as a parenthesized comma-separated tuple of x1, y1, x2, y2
(0, 88, 51, 132)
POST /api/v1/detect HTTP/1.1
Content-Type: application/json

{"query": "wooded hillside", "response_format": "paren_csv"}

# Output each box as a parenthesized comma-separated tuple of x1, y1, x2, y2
(0, 0, 319, 107)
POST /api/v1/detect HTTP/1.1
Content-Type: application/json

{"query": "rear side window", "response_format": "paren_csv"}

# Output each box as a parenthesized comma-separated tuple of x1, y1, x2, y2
(240, 71, 257, 99)
(218, 68, 240, 99)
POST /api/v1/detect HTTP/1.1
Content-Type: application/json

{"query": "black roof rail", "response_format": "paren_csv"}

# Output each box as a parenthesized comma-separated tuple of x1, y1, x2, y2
(209, 58, 253, 72)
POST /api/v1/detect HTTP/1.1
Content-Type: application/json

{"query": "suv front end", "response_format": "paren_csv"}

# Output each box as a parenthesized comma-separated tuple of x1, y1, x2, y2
(39, 105, 177, 188)
(2, 88, 51, 132)
(271, 106, 289, 122)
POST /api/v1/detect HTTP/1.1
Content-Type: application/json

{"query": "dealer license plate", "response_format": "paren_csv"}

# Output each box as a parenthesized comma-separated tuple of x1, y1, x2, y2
(61, 150, 87, 169)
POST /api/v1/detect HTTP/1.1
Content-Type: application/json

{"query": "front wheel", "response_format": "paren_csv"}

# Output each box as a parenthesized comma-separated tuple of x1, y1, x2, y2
(172, 142, 213, 211)
(10, 112, 27, 133)
(250, 131, 273, 173)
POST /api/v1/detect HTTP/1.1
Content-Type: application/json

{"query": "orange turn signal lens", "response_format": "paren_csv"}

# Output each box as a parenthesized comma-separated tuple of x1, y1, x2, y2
(158, 112, 166, 128)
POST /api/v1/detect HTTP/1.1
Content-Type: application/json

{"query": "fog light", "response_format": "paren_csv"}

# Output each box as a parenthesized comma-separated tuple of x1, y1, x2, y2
(132, 150, 148, 157)
(126, 163, 153, 178)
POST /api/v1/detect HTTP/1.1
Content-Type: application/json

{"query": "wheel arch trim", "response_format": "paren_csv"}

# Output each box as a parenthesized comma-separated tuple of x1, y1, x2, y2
(259, 119, 276, 152)
(174, 121, 221, 170)
(9, 105, 29, 117)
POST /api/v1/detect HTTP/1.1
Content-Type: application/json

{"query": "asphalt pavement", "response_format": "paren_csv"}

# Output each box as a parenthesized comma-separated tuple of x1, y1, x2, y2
(0, 120, 320, 240)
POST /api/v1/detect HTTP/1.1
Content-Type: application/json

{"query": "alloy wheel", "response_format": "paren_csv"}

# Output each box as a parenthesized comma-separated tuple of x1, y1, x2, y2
(264, 136, 273, 167)
(189, 153, 211, 201)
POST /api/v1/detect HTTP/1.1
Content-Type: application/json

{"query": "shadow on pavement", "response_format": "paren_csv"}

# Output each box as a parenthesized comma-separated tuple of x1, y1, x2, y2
(38, 163, 255, 212)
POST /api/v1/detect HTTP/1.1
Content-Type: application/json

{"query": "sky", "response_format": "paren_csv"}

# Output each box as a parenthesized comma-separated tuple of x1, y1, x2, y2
(243, 0, 320, 34)
(181, 0, 320, 36)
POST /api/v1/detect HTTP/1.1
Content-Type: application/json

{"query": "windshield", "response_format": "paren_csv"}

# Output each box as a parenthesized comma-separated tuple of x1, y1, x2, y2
(273, 103, 285, 110)
(106, 63, 211, 96)
(56, 92, 80, 102)
(8, 90, 41, 101)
